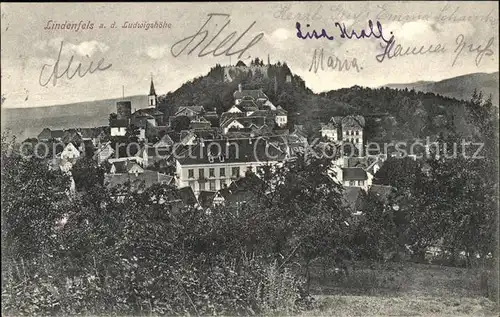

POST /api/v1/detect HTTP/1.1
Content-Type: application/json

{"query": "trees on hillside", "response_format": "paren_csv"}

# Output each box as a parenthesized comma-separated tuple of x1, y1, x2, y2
(170, 115, 191, 132)
(1, 134, 71, 259)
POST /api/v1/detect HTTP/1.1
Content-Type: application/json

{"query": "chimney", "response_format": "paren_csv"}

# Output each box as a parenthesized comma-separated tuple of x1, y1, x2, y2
(238, 83, 242, 92)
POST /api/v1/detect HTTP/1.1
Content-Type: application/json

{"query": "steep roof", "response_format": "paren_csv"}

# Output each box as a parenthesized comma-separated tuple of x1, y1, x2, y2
(275, 106, 288, 115)
(342, 167, 368, 181)
(330, 116, 344, 127)
(38, 128, 53, 140)
(176, 138, 286, 165)
(249, 110, 276, 119)
(78, 127, 106, 139)
(220, 112, 245, 125)
(178, 186, 198, 206)
(198, 191, 217, 208)
(175, 106, 205, 116)
(136, 144, 171, 158)
(111, 160, 143, 174)
(347, 157, 369, 168)
(110, 119, 129, 127)
(51, 130, 65, 139)
(105, 170, 168, 192)
(203, 115, 220, 127)
(190, 120, 212, 130)
(222, 116, 269, 130)
(62, 129, 83, 144)
(233, 89, 268, 101)
(238, 99, 259, 109)
(133, 107, 163, 117)
(149, 78, 156, 96)
(154, 134, 174, 147)
(342, 115, 365, 129)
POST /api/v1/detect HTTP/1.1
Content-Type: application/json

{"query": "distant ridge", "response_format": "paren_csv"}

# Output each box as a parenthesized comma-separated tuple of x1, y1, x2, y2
(1, 95, 148, 140)
(384, 72, 499, 105)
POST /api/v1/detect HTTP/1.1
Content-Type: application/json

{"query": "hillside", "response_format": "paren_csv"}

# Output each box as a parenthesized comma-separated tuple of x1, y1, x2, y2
(1, 63, 496, 144)
(384, 72, 499, 105)
(1, 95, 148, 140)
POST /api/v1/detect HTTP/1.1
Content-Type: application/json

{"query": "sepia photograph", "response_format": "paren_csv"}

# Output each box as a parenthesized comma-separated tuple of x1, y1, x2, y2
(1, 1, 499, 316)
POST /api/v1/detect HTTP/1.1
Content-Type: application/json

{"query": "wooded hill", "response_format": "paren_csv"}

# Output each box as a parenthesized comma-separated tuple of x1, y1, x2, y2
(158, 61, 497, 144)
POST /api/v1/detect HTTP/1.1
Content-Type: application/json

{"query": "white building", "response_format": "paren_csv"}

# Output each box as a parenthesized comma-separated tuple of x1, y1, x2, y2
(110, 119, 128, 137)
(175, 138, 286, 196)
(60, 143, 81, 161)
(275, 106, 288, 127)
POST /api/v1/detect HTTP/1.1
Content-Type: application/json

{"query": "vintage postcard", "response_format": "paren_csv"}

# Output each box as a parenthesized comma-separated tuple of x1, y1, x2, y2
(1, 1, 499, 316)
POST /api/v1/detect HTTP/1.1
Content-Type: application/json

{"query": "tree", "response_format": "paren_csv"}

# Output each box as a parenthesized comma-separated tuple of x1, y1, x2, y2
(125, 123, 140, 142)
(109, 112, 118, 124)
(241, 155, 350, 289)
(71, 157, 107, 192)
(373, 157, 424, 188)
(1, 133, 71, 259)
(171, 116, 191, 132)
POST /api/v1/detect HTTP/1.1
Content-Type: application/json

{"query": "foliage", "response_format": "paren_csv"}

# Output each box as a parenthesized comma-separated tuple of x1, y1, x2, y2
(1, 135, 71, 259)
(71, 157, 107, 192)
(170, 115, 191, 132)
(1, 86, 498, 314)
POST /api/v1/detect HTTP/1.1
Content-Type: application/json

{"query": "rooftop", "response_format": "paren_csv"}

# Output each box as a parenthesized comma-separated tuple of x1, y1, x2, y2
(342, 167, 368, 180)
(176, 138, 286, 165)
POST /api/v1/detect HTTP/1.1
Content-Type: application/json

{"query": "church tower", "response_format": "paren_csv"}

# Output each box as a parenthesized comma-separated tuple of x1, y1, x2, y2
(148, 74, 157, 107)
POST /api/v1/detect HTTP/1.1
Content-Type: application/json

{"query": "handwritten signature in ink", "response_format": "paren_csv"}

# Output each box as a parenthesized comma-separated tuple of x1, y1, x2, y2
(296, 20, 393, 45)
(452, 34, 494, 67)
(171, 13, 264, 59)
(39, 41, 112, 87)
(375, 34, 494, 67)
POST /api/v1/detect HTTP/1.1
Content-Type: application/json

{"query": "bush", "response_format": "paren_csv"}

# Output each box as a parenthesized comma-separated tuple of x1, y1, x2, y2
(1, 256, 313, 316)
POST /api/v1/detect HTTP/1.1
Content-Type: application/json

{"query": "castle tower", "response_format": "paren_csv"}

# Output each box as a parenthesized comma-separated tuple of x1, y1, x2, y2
(116, 101, 132, 121)
(148, 74, 157, 107)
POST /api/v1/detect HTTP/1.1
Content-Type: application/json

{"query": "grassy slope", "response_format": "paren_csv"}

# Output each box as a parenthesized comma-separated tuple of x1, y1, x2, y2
(303, 262, 499, 316)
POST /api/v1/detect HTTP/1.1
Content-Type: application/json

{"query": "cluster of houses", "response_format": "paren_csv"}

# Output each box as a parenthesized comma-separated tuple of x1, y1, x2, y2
(33, 75, 396, 214)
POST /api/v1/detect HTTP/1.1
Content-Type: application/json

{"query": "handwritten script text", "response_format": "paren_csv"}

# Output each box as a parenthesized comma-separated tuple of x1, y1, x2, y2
(39, 41, 112, 87)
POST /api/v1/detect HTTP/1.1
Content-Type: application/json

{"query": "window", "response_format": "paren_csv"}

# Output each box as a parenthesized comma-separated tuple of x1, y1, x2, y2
(359, 180, 365, 186)
(220, 179, 226, 188)
(232, 167, 240, 177)
(349, 180, 355, 186)
(209, 180, 216, 191)
(356, 138, 359, 143)
(209, 168, 215, 177)
(355, 130, 359, 135)
(188, 169, 194, 178)
(220, 168, 226, 177)
(247, 166, 253, 172)
(199, 182, 206, 191)
(199, 168, 204, 179)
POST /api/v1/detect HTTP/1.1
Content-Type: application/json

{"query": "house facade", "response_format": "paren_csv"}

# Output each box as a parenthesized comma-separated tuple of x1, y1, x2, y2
(175, 138, 286, 196)
(342, 115, 365, 155)
(60, 143, 81, 161)
(110, 119, 128, 136)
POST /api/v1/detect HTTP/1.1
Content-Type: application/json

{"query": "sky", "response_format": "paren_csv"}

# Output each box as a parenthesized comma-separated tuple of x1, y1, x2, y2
(1, 1, 498, 108)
